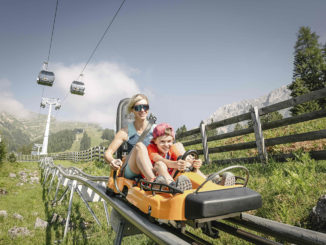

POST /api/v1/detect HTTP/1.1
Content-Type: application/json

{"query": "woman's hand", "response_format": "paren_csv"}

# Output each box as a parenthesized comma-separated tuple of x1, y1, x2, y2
(109, 159, 123, 170)
(192, 159, 202, 169)
(184, 154, 202, 169)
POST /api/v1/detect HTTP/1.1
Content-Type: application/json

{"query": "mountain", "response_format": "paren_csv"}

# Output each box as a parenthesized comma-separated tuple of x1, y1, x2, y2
(205, 85, 291, 133)
(0, 111, 105, 152)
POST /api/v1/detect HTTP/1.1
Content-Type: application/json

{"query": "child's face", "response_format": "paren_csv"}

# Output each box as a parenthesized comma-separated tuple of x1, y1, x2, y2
(154, 135, 174, 155)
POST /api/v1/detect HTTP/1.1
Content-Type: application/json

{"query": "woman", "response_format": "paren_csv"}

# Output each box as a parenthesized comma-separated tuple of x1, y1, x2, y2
(104, 94, 157, 181)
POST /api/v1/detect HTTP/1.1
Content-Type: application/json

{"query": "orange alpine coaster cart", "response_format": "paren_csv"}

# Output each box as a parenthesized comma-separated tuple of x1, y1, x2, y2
(106, 98, 262, 229)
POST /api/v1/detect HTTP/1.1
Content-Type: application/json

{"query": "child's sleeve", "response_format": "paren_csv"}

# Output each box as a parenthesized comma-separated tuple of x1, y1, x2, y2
(147, 144, 157, 163)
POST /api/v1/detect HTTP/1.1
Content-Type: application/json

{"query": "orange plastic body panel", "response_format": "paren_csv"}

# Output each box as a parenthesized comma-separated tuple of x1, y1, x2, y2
(107, 171, 241, 221)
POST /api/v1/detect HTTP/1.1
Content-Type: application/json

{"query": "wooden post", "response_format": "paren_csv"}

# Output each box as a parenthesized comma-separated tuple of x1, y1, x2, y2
(98, 147, 100, 162)
(250, 106, 268, 164)
(199, 121, 210, 165)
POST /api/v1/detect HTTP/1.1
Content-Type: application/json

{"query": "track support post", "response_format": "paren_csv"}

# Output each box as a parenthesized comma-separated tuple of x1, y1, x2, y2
(64, 180, 77, 238)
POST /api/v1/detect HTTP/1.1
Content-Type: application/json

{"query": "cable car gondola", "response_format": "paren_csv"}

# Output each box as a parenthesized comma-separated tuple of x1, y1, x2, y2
(70, 74, 85, 96)
(37, 62, 55, 87)
(37, 70, 55, 87)
(55, 103, 61, 110)
(40, 97, 46, 108)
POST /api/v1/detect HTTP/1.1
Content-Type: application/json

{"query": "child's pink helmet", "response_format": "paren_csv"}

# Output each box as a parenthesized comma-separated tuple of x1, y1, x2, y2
(152, 123, 175, 139)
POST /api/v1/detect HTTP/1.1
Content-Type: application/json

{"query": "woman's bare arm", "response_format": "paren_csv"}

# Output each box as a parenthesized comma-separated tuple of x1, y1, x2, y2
(104, 128, 128, 169)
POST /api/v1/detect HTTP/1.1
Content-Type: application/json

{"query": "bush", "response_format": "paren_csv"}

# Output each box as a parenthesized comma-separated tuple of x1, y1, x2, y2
(8, 153, 16, 163)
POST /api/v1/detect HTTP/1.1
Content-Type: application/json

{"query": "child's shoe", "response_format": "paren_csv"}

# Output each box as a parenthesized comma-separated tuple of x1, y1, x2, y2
(170, 175, 192, 191)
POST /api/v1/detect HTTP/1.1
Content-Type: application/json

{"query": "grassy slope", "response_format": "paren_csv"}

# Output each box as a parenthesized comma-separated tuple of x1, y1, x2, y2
(67, 128, 107, 152)
(0, 161, 153, 245)
(182, 117, 326, 161)
(1, 117, 325, 244)
(1, 157, 325, 244)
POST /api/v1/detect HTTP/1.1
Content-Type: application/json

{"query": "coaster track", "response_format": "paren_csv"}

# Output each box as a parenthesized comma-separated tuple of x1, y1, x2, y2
(40, 157, 326, 245)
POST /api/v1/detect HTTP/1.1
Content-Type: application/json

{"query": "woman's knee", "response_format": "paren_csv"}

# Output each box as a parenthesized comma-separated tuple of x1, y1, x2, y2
(134, 142, 147, 152)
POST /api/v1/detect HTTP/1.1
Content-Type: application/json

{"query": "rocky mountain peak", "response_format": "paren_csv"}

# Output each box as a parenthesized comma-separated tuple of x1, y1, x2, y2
(205, 85, 291, 133)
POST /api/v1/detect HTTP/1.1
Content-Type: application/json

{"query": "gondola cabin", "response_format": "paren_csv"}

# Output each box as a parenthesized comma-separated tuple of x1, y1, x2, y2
(37, 70, 55, 86)
(70, 81, 85, 96)
(55, 104, 61, 110)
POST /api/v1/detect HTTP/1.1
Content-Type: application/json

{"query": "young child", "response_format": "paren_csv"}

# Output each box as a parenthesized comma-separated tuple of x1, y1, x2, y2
(147, 123, 205, 190)
(147, 123, 235, 189)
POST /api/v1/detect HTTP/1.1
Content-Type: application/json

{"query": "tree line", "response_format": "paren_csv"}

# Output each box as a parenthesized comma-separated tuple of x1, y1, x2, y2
(47, 129, 76, 153)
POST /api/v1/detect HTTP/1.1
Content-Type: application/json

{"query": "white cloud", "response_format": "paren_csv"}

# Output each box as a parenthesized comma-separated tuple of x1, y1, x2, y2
(0, 78, 30, 118)
(52, 62, 141, 128)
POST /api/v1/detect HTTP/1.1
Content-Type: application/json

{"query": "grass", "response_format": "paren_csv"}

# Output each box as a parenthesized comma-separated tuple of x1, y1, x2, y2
(0, 160, 154, 245)
(67, 128, 106, 152)
(1, 116, 326, 244)
(1, 154, 325, 244)
(181, 117, 326, 161)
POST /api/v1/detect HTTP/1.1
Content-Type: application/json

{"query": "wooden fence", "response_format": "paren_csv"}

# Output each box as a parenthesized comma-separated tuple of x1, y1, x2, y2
(17, 88, 326, 165)
(16, 146, 107, 163)
(176, 87, 326, 165)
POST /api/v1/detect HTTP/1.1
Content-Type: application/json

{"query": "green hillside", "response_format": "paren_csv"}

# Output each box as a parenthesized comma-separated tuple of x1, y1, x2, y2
(0, 111, 112, 153)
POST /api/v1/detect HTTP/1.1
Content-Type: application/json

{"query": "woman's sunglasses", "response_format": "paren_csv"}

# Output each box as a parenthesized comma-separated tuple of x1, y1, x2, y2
(133, 104, 149, 112)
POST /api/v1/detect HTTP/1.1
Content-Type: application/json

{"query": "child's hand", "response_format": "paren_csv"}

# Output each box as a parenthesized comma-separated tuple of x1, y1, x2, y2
(177, 160, 187, 171)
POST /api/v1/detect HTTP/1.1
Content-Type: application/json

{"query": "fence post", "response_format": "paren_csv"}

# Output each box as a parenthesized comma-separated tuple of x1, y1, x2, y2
(250, 106, 268, 164)
(98, 146, 100, 162)
(199, 121, 210, 165)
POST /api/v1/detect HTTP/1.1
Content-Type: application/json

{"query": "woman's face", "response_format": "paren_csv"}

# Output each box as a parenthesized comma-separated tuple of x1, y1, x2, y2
(132, 98, 149, 120)
(154, 135, 174, 155)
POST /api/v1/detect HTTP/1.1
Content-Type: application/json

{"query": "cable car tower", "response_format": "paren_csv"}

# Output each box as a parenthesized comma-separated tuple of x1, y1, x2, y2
(33, 144, 43, 156)
(40, 98, 61, 155)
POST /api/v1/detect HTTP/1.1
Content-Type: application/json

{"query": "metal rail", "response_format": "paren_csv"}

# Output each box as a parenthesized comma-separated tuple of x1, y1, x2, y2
(41, 157, 191, 245)
(40, 157, 326, 245)
(228, 213, 326, 245)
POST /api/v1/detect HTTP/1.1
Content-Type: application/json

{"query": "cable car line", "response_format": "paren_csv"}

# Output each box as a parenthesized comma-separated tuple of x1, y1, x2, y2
(36, 0, 59, 88)
(46, 0, 59, 65)
(61, 0, 127, 102)
(80, 0, 127, 76)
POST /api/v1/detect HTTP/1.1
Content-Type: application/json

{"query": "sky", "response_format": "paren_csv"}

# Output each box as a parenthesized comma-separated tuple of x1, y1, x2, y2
(1, 0, 326, 131)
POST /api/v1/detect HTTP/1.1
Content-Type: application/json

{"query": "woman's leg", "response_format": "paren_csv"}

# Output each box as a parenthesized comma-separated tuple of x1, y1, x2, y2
(127, 142, 155, 181)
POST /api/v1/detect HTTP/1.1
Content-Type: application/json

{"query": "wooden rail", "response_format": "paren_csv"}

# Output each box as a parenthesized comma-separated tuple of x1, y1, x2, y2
(177, 87, 326, 165)
(17, 88, 326, 165)
(16, 146, 107, 163)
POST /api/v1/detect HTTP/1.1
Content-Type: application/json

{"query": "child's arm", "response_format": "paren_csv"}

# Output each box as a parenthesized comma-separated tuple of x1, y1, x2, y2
(150, 152, 188, 170)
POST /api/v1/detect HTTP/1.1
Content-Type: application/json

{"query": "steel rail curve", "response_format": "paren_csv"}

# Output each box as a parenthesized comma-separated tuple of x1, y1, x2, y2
(40, 158, 326, 245)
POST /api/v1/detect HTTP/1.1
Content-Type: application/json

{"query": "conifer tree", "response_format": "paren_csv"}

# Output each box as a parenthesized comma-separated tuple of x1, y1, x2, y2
(0, 140, 6, 163)
(321, 43, 326, 108)
(101, 128, 115, 141)
(176, 125, 187, 138)
(80, 132, 91, 151)
(288, 26, 324, 115)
